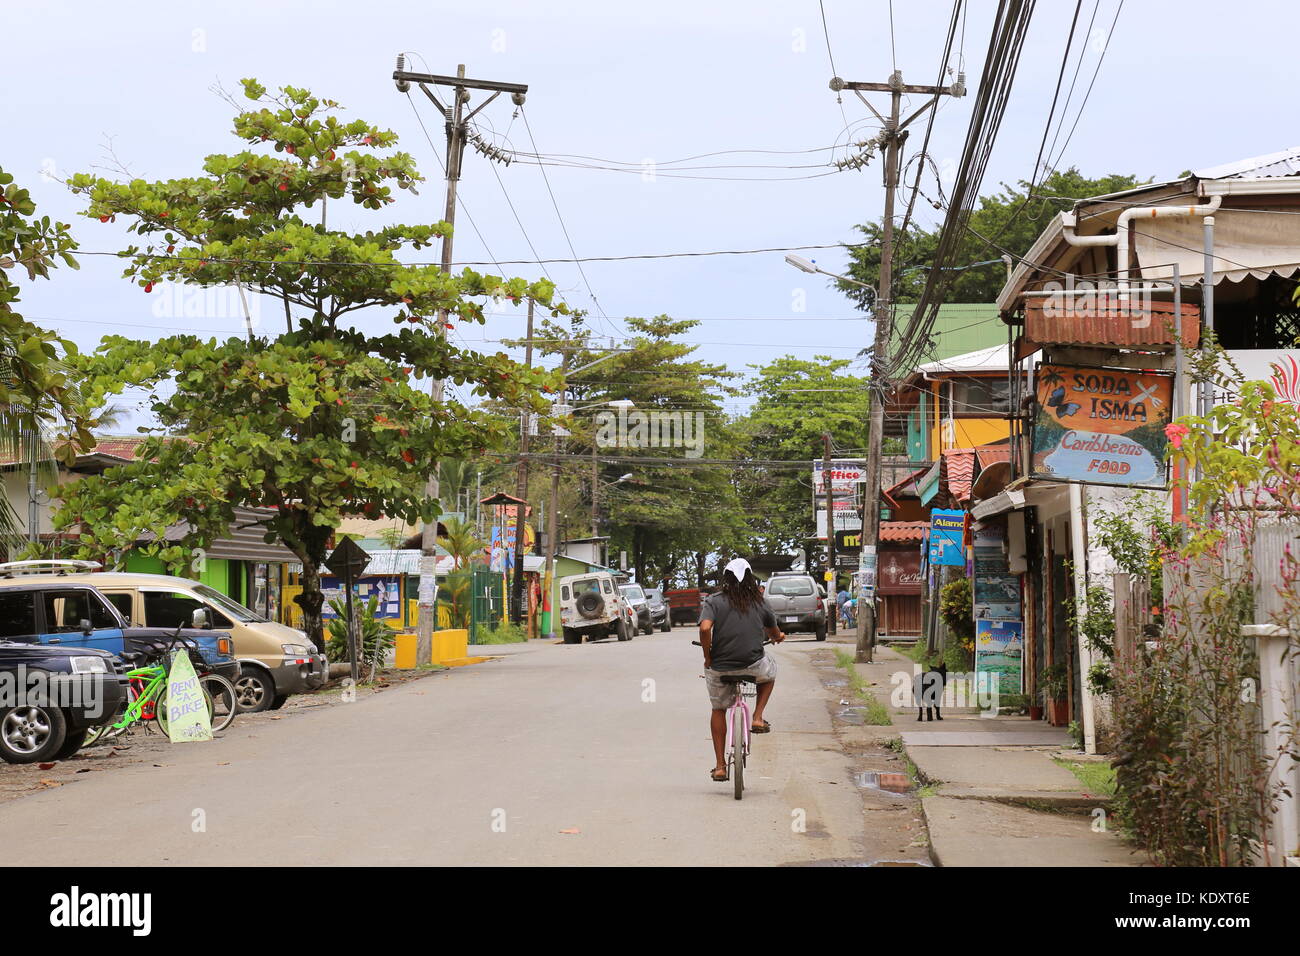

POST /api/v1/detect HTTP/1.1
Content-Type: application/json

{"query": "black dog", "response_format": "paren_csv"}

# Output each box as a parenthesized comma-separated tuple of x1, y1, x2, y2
(915, 661, 947, 721)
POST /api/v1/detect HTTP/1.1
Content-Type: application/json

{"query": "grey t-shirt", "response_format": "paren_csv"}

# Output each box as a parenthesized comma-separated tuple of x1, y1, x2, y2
(700, 592, 776, 671)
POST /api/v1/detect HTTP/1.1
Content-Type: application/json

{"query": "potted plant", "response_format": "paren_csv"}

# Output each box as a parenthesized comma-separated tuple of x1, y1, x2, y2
(1040, 663, 1069, 726)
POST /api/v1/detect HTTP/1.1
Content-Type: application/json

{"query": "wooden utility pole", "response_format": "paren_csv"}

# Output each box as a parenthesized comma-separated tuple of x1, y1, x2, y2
(393, 58, 527, 664)
(829, 70, 964, 663)
(510, 298, 535, 626)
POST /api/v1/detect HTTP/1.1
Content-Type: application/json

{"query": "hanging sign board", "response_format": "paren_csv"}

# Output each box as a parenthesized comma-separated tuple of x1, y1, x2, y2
(1031, 364, 1173, 488)
(928, 509, 966, 567)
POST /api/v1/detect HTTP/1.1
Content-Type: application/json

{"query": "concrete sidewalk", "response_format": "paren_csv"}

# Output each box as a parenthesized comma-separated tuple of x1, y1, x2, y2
(849, 644, 1139, 867)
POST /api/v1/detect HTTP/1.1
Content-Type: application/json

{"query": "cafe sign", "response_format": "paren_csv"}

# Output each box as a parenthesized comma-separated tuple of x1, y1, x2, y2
(1031, 364, 1173, 489)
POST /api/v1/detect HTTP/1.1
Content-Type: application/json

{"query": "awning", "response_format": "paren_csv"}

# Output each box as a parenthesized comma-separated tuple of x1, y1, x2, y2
(1134, 209, 1300, 284)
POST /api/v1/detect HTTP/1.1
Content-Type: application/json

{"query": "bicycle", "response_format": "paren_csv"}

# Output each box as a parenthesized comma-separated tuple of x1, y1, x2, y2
(694, 638, 775, 801)
(85, 628, 237, 746)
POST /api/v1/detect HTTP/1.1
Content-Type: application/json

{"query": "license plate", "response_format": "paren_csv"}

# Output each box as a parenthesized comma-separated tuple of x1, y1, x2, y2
(783, 616, 799, 623)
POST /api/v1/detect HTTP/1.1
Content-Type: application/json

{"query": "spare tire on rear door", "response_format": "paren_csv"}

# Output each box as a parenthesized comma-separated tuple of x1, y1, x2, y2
(576, 591, 605, 619)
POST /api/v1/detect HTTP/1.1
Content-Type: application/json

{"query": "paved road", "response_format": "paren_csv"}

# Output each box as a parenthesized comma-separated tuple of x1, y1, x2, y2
(0, 629, 880, 866)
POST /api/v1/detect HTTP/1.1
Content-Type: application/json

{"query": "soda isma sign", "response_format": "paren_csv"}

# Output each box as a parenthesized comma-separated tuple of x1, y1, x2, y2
(1031, 364, 1173, 488)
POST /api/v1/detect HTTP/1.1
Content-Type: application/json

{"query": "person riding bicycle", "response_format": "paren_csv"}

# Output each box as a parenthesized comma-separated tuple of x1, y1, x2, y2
(699, 557, 784, 783)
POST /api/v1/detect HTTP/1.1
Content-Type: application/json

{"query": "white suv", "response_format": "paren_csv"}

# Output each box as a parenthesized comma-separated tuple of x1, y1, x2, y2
(557, 571, 635, 644)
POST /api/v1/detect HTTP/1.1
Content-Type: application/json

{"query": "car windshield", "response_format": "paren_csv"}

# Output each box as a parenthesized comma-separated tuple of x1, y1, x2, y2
(621, 586, 645, 601)
(767, 578, 814, 596)
(193, 584, 267, 623)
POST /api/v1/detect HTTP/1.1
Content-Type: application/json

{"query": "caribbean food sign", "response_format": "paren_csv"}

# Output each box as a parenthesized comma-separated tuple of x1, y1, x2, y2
(1032, 364, 1173, 488)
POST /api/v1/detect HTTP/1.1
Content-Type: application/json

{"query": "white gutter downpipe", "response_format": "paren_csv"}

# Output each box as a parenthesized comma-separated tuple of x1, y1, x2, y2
(1061, 196, 1222, 297)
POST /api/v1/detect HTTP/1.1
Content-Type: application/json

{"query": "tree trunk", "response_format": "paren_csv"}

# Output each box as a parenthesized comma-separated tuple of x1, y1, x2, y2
(633, 525, 645, 583)
(296, 558, 326, 652)
(695, 551, 705, 589)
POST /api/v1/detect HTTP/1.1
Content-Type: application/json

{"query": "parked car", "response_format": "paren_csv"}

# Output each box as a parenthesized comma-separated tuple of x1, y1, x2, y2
(0, 564, 324, 712)
(619, 584, 654, 635)
(557, 571, 634, 643)
(0, 641, 128, 763)
(763, 573, 827, 640)
(0, 570, 241, 686)
(665, 588, 703, 626)
(643, 588, 671, 631)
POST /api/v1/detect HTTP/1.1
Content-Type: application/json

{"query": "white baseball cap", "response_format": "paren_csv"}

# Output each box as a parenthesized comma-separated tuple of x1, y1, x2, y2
(723, 557, 753, 581)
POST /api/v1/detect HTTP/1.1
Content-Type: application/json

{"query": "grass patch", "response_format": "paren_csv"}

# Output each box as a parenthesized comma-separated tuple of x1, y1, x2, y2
(474, 622, 529, 645)
(1054, 758, 1117, 798)
(832, 650, 892, 725)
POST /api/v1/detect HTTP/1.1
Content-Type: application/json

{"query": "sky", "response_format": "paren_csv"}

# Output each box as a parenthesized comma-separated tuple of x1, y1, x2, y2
(5, 0, 1296, 426)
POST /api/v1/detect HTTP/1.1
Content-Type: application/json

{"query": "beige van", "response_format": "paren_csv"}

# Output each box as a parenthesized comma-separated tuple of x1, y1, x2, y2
(8, 568, 327, 712)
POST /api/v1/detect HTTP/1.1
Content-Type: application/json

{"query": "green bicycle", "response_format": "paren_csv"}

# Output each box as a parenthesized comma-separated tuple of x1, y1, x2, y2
(84, 633, 237, 746)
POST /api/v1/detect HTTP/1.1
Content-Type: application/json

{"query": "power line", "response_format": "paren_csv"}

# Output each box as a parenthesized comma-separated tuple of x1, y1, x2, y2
(518, 106, 622, 338)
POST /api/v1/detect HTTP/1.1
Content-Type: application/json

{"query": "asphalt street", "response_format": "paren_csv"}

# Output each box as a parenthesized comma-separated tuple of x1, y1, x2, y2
(0, 628, 889, 866)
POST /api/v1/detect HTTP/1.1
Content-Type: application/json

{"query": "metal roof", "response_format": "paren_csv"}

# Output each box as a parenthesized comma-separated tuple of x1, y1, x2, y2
(1195, 146, 1300, 180)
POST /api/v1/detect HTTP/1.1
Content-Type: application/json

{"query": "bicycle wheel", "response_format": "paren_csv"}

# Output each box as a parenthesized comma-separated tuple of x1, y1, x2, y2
(154, 685, 214, 737)
(83, 722, 129, 747)
(199, 674, 238, 733)
(732, 706, 746, 800)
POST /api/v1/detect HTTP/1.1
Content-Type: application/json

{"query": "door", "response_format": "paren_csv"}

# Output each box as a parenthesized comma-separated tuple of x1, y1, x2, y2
(37, 588, 125, 654)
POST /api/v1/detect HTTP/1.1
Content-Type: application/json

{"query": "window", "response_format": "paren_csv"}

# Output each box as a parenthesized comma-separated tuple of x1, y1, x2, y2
(767, 579, 814, 596)
(601, 579, 613, 593)
(143, 591, 231, 629)
(561, 586, 571, 602)
(950, 378, 1011, 416)
(573, 579, 600, 596)
(0, 591, 37, 639)
(622, 586, 645, 601)
(42, 589, 118, 632)
(104, 592, 135, 623)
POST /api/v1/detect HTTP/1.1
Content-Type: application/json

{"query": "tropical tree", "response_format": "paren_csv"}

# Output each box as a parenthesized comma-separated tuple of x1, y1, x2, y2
(55, 80, 562, 649)
(528, 314, 746, 585)
(733, 355, 871, 554)
(840, 168, 1149, 305)
(0, 168, 95, 546)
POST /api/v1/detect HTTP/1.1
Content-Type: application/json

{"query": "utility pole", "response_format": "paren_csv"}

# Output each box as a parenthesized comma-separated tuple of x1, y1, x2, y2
(394, 57, 527, 665)
(829, 69, 964, 663)
(822, 434, 836, 636)
(510, 298, 535, 627)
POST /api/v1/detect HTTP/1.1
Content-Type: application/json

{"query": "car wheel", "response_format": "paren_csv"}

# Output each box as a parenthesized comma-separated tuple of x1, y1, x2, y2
(53, 728, 88, 761)
(0, 705, 69, 764)
(616, 619, 632, 641)
(815, 625, 827, 641)
(659, 620, 671, 632)
(562, 627, 582, 645)
(269, 694, 289, 710)
(234, 668, 277, 713)
(640, 621, 653, 635)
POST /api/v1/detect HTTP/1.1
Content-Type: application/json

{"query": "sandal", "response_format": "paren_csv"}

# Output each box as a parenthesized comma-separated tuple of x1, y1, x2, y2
(751, 719, 772, 733)
(710, 767, 728, 782)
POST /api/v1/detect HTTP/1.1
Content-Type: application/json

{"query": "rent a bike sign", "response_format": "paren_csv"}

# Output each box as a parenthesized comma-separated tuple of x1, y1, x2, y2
(1031, 363, 1174, 489)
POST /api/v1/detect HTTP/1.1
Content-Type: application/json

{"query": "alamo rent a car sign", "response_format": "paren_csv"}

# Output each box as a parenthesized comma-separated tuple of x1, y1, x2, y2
(1031, 364, 1173, 488)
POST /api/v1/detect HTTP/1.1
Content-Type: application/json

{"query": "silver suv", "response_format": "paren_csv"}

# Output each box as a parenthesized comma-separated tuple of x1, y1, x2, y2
(763, 574, 827, 641)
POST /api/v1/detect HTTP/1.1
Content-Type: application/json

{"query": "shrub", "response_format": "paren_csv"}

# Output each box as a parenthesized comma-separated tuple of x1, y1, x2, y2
(325, 595, 396, 673)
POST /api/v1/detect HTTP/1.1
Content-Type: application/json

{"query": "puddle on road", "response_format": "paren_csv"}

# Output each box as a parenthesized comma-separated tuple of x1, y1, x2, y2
(854, 771, 913, 794)
(821, 677, 849, 689)
(834, 707, 867, 725)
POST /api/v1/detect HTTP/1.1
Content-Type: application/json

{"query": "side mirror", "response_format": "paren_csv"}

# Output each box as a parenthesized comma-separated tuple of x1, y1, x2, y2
(191, 608, 210, 629)
(80, 618, 93, 637)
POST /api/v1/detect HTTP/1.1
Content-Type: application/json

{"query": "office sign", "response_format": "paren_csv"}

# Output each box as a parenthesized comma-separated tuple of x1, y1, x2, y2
(1031, 364, 1173, 488)
(812, 459, 866, 491)
(928, 509, 966, 567)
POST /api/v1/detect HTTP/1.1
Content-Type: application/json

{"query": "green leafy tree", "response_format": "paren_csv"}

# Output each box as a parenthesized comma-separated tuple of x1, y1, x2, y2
(0, 168, 96, 544)
(529, 314, 745, 585)
(840, 168, 1149, 304)
(55, 81, 562, 648)
(733, 355, 870, 554)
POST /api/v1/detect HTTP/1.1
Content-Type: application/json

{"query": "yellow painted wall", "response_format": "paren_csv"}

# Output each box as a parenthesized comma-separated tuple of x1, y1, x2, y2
(927, 380, 1010, 454)
(393, 628, 469, 668)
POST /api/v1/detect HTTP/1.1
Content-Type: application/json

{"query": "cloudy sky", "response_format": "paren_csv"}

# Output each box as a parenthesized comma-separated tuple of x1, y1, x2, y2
(5, 0, 1294, 421)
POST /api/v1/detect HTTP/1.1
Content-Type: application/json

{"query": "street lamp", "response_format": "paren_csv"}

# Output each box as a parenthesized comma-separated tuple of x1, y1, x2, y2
(785, 253, 876, 296)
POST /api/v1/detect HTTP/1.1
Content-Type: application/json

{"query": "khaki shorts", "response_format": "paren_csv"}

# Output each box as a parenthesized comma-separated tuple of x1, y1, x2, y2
(705, 653, 778, 709)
